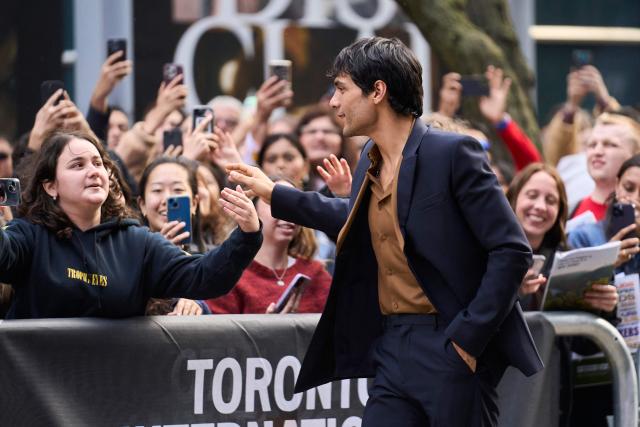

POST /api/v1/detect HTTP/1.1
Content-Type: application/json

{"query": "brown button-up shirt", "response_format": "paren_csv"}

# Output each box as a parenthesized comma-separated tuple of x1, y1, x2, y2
(366, 145, 437, 315)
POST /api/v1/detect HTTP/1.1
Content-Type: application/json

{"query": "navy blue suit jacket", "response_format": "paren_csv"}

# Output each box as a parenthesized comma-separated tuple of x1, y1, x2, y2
(271, 121, 543, 392)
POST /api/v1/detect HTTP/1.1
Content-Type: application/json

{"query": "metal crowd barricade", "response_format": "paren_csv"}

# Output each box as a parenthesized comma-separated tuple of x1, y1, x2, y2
(541, 312, 638, 427)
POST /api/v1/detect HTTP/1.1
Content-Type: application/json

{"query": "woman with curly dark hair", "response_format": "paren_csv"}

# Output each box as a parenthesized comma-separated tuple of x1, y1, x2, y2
(2, 131, 262, 319)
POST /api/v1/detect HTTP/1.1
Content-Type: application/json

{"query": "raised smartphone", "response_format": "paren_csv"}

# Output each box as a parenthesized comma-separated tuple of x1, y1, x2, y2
(0, 178, 20, 206)
(40, 80, 65, 106)
(107, 38, 127, 61)
(459, 75, 489, 97)
(192, 106, 214, 133)
(163, 63, 183, 84)
(274, 273, 310, 313)
(163, 128, 183, 151)
(167, 195, 192, 244)
(269, 59, 292, 93)
(571, 49, 592, 68)
(609, 203, 636, 240)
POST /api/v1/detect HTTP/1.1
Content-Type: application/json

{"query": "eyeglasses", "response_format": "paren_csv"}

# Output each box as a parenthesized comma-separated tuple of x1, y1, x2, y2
(301, 128, 340, 136)
(0, 152, 10, 161)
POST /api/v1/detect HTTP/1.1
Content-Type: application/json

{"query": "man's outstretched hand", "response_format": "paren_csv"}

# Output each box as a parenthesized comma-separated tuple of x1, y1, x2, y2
(226, 163, 276, 204)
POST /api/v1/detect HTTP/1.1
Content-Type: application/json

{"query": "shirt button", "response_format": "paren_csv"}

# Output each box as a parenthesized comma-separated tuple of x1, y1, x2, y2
(386, 268, 393, 275)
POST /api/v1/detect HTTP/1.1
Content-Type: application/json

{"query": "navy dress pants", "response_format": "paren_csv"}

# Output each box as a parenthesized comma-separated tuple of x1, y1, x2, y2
(361, 314, 500, 427)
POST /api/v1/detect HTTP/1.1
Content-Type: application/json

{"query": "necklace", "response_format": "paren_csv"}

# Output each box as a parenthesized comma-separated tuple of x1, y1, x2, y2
(270, 264, 288, 286)
(269, 266, 289, 286)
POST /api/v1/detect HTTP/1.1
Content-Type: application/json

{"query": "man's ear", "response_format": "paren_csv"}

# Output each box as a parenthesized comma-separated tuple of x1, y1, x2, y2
(371, 80, 388, 105)
(42, 180, 57, 199)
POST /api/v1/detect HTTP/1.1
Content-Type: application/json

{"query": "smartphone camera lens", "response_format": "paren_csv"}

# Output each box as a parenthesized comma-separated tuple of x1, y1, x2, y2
(7, 183, 16, 193)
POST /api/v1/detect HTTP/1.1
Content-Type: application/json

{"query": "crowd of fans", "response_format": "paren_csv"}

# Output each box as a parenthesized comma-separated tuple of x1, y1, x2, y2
(0, 39, 638, 426)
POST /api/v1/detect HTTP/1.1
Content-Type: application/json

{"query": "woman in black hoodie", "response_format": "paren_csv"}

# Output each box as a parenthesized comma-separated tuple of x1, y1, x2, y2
(1, 131, 262, 319)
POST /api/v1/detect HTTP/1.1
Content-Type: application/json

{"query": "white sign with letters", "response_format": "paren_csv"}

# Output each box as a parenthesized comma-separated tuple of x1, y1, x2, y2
(615, 272, 640, 352)
(173, 0, 431, 112)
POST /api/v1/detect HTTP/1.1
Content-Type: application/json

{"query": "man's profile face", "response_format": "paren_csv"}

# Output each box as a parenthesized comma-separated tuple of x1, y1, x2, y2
(329, 73, 375, 138)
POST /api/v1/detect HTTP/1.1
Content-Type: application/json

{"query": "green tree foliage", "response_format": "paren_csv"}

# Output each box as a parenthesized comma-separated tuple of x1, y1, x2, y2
(397, 0, 540, 147)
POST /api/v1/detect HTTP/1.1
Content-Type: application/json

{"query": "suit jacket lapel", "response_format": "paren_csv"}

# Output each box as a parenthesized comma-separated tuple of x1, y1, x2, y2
(335, 140, 375, 253)
(336, 121, 430, 252)
(397, 121, 429, 238)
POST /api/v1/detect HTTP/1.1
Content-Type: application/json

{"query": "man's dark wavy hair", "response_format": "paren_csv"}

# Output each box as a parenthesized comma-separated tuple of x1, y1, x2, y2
(327, 37, 423, 117)
(19, 131, 135, 239)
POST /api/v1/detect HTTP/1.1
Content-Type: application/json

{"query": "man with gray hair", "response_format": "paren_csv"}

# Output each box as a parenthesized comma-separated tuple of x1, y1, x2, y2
(208, 95, 243, 134)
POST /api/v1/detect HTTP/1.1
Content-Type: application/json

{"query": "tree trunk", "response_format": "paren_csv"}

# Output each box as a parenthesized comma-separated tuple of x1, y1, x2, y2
(465, 0, 535, 91)
(396, 0, 540, 151)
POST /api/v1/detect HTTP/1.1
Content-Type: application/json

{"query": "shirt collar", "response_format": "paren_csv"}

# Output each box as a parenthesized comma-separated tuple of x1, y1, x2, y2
(367, 144, 382, 171)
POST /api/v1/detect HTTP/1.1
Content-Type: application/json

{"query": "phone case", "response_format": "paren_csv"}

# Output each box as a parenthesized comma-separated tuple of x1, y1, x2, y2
(192, 106, 214, 133)
(167, 196, 192, 244)
(163, 63, 183, 84)
(0, 178, 21, 207)
(274, 273, 310, 312)
(268, 60, 292, 82)
(163, 129, 183, 151)
(530, 254, 546, 277)
(572, 49, 592, 68)
(609, 203, 635, 239)
(40, 80, 65, 106)
(107, 39, 127, 60)
(459, 76, 489, 97)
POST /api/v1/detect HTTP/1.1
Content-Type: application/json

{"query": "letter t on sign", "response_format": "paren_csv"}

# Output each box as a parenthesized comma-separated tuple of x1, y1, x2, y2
(188, 359, 214, 414)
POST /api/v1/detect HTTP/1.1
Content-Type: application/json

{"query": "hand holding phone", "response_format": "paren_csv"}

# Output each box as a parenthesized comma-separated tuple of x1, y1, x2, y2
(608, 203, 636, 240)
(40, 80, 65, 106)
(269, 59, 292, 83)
(107, 39, 127, 61)
(269, 59, 292, 93)
(274, 273, 310, 313)
(192, 106, 214, 134)
(519, 254, 547, 296)
(166, 195, 192, 245)
(163, 128, 183, 151)
(163, 63, 183, 84)
(527, 254, 546, 279)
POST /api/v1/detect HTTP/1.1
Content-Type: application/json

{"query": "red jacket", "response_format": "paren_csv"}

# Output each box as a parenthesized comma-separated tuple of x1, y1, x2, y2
(497, 118, 541, 171)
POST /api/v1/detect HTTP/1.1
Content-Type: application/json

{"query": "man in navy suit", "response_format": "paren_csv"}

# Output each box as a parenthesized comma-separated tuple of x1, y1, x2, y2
(227, 37, 543, 426)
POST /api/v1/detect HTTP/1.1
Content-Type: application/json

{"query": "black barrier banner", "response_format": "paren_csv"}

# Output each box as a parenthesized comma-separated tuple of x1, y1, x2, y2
(0, 315, 366, 427)
(0, 313, 558, 427)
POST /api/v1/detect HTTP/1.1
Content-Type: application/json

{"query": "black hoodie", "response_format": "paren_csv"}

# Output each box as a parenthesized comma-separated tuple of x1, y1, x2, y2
(0, 218, 262, 319)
